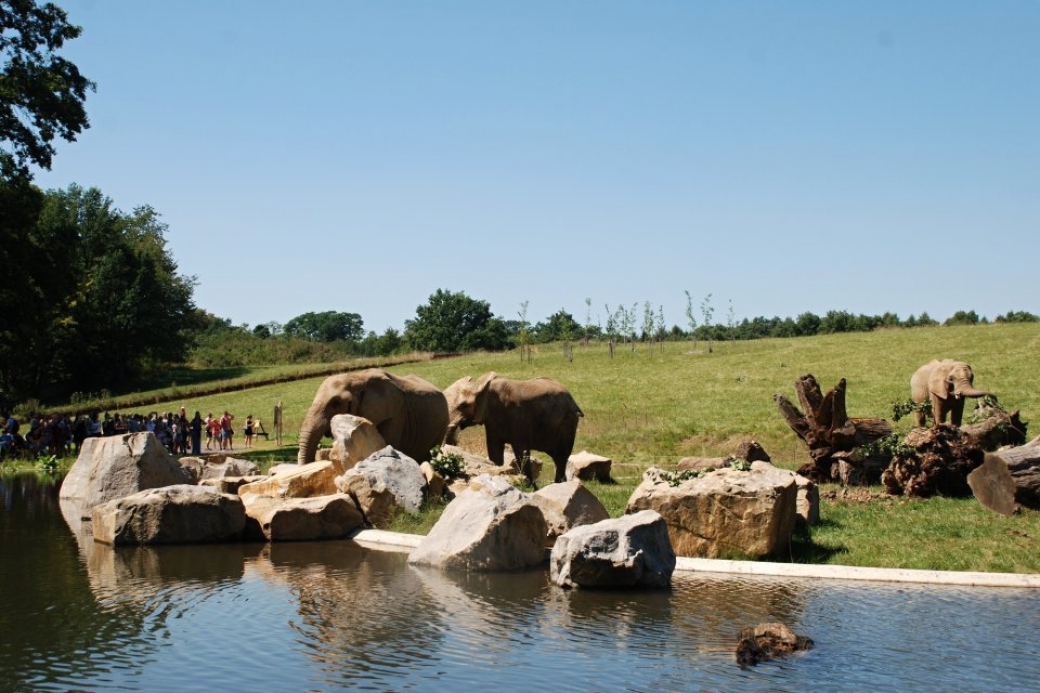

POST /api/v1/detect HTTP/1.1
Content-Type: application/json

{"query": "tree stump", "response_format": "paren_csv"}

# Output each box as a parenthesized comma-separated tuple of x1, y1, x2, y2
(967, 435, 1040, 514)
(881, 426, 984, 498)
(775, 375, 892, 484)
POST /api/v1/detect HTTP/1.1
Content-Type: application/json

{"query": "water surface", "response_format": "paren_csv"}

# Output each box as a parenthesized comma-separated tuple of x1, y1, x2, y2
(2, 474, 1037, 692)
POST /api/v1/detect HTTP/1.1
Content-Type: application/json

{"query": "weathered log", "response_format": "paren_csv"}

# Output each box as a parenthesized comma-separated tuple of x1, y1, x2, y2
(776, 374, 892, 484)
(960, 407, 1028, 451)
(967, 436, 1040, 514)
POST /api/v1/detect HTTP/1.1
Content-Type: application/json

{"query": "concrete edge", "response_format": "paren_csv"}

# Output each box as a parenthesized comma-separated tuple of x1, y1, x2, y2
(349, 528, 1040, 589)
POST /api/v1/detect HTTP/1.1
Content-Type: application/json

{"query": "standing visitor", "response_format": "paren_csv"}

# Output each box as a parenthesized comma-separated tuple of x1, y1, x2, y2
(207, 414, 221, 452)
(190, 411, 203, 455)
(221, 410, 235, 450)
(243, 415, 255, 449)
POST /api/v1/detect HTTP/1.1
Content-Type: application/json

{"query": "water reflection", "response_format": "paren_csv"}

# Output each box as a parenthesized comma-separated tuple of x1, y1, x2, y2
(3, 473, 1040, 693)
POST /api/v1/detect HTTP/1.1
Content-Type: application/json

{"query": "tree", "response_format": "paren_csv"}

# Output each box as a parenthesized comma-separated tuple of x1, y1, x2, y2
(284, 311, 364, 343)
(684, 290, 698, 351)
(0, 185, 197, 399)
(405, 289, 509, 353)
(1, 0, 93, 183)
(700, 293, 715, 353)
(516, 301, 531, 362)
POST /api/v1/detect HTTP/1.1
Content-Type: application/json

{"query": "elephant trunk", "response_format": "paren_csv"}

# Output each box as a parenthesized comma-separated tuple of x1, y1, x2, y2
(297, 411, 330, 464)
(954, 382, 992, 399)
(444, 423, 459, 446)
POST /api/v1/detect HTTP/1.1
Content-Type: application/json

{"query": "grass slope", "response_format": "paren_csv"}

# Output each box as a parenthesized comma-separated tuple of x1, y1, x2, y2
(70, 322, 1040, 572)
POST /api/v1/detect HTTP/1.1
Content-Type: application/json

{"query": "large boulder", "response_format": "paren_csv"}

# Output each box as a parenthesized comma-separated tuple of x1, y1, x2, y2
(408, 475, 547, 572)
(549, 510, 675, 589)
(242, 493, 364, 541)
(626, 462, 798, 559)
(59, 432, 193, 518)
(328, 414, 388, 472)
(180, 455, 260, 484)
(565, 450, 612, 482)
(530, 480, 610, 545)
(237, 461, 338, 499)
(334, 446, 426, 527)
(91, 484, 246, 545)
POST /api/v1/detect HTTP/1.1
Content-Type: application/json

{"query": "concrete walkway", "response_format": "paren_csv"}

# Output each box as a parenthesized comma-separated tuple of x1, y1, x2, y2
(350, 528, 1040, 589)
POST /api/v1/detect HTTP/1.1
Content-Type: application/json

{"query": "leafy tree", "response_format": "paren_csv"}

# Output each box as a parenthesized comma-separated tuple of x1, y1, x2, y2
(534, 309, 581, 344)
(944, 310, 982, 326)
(284, 310, 364, 343)
(995, 310, 1039, 323)
(794, 312, 821, 336)
(0, 184, 197, 399)
(405, 289, 508, 353)
(1, 0, 93, 183)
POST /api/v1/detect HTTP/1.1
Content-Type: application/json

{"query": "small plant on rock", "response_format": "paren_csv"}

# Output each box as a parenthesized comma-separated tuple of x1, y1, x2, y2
(428, 446, 464, 479)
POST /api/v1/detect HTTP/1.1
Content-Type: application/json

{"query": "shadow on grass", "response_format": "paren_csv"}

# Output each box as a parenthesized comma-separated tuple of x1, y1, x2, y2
(133, 367, 253, 393)
(788, 517, 849, 564)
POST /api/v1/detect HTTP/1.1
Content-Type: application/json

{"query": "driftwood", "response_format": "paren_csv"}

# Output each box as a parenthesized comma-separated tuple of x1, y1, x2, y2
(775, 375, 892, 484)
(967, 436, 1040, 514)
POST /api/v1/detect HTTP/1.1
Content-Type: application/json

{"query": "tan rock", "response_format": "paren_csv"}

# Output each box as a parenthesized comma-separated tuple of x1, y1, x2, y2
(237, 461, 338, 499)
(329, 414, 388, 473)
(242, 493, 364, 541)
(565, 450, 612, 482)
(408, 475, 547, 572)
(531, 480, 610, 544)
(92, 484, 246, 545)
(626, 461, 798, 559)
(59, 432, 192, 518)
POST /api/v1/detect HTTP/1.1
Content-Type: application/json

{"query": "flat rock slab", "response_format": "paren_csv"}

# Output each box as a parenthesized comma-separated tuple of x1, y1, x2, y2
(242, 493, 364, 541)
(92, 484, 246, 545)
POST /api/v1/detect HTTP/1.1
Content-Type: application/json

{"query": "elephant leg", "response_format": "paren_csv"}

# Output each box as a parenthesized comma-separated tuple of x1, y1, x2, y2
(486, 431, 506, 466)
(551, 454, 567, 484)
(913, 408, 926, 428)
(949, 398, 966, 427)
(931, 394, 947, 425)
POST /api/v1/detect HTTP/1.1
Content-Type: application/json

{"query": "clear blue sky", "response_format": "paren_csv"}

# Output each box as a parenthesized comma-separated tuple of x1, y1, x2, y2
(33, 1, 1039, 334)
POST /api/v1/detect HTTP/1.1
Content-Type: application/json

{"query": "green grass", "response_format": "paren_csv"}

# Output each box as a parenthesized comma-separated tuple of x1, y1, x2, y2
(33, 322, 1040, 572)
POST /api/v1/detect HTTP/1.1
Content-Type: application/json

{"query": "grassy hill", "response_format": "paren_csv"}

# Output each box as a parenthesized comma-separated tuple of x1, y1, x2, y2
(65, 322, 1040, 573)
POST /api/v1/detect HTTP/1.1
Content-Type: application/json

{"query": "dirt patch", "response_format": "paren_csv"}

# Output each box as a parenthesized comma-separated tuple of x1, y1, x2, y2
(819, 487, 894, 504)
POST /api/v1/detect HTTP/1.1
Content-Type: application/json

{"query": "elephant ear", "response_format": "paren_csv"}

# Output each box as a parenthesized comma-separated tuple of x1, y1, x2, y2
(929, 367, 951, 400)
(476, 371, 498, 392)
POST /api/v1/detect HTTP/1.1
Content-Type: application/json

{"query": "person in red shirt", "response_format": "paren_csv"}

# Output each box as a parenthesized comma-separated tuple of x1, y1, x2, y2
(220, 410, 235, 450)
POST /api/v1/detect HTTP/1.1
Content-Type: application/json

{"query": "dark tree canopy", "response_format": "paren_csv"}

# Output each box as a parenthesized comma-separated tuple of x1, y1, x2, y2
(1, 0, 93, 183)
(405, 289, 509, 353)
(0, 184, 196, 401)
(284, 311, 364, 343)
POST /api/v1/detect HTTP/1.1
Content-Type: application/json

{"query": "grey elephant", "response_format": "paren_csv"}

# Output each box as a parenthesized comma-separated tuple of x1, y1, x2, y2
(910, 359, 993, 428)
(443, 372, 584, 483)
(297, 368, 448, 464)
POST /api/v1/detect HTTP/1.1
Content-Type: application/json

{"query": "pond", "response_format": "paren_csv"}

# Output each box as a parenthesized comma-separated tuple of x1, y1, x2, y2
(2, 473, 1037, 692)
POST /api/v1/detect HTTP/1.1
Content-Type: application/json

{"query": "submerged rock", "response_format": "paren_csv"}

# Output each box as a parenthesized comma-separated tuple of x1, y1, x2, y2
(735, 622, 814, 665)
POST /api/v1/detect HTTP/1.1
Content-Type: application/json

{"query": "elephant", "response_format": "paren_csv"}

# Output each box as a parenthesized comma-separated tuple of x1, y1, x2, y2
(443, 371, 584, 484)
(909, 359, 994, 428)
(297, 368, 448, 464)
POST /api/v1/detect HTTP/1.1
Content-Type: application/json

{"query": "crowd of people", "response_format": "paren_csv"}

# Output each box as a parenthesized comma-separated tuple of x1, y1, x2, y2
(0, 407, 264, 461)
